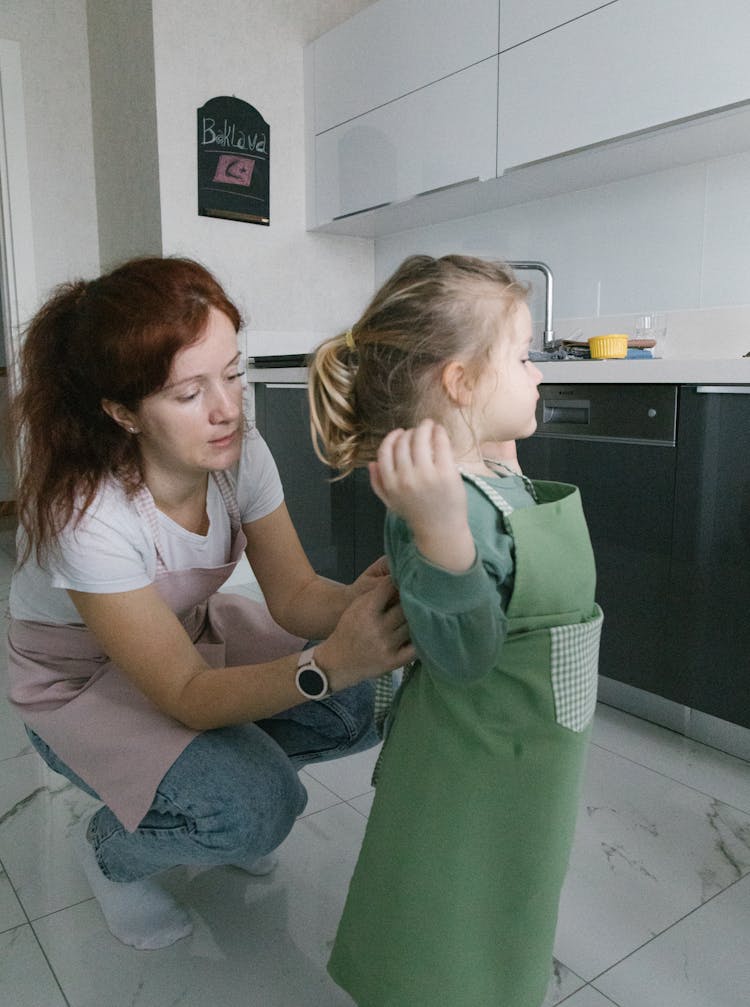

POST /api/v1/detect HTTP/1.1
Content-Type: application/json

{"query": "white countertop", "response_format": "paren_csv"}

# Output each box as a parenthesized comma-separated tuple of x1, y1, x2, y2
(535, 357, 750, 384)
(248, 358, 750, 386)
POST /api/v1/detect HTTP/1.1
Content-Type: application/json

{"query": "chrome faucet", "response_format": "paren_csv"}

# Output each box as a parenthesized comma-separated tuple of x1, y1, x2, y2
(507, 261, 557, 350)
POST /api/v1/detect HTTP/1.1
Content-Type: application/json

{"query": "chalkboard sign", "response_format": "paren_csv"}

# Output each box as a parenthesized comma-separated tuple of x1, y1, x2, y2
(197, 97, 270, 225)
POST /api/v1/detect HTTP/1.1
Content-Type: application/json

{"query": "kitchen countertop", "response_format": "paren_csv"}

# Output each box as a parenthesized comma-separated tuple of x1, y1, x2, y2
(248, 358, 750, 385)
(535, 357, 750, 384)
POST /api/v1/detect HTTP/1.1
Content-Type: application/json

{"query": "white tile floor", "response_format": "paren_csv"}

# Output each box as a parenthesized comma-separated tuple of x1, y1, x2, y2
(0, 532, 748, 1007)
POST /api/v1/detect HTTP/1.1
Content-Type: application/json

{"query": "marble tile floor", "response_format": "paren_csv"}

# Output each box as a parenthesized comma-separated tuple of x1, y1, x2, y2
(0, 545, 748, 1006)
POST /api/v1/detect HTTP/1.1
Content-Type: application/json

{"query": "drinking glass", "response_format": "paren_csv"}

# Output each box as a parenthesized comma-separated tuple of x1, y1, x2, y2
(634, 312, 667, 357)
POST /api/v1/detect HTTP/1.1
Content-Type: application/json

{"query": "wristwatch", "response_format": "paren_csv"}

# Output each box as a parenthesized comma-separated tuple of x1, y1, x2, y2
(295, 648, 332, 701)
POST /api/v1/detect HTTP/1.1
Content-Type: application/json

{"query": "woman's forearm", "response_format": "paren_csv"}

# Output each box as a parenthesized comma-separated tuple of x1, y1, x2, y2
(266, 574, 352, 640)
(175, 654, 306, 729)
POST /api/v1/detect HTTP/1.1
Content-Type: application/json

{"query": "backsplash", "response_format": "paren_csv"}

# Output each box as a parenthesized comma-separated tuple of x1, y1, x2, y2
(243, 150, 750, 363)
(373, 149, 750, 362)
(541, 304, 750, 360)
(245, 306, 750, 363)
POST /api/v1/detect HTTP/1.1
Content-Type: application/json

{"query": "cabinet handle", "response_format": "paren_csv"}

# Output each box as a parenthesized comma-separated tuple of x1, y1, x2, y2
(414, 176, 480, 198)
(694, 385, 750, 394)
(333, 201, 392, 220)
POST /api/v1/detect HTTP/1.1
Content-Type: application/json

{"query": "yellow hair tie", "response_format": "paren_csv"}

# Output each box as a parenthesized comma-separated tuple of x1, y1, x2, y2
(344, 328, 356, 351)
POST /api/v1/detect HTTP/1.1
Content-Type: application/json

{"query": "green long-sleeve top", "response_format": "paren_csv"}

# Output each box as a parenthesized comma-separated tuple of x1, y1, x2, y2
(384, 473, 536, 685)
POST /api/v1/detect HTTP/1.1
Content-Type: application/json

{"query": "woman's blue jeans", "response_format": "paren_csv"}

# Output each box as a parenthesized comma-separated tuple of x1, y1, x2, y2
(27, 681, 377, 883)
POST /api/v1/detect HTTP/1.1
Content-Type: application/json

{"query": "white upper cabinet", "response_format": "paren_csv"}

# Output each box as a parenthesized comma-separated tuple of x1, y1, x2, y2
(498, 0, 750, 172)
(307, 0, 750, 234)
(314, 58, 498, 224)
(311, 0, 499, 134)
(499, 0, 615, 51)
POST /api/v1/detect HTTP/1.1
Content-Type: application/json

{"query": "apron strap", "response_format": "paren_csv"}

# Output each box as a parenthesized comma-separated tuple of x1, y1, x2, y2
(133, 471, 241, 573)
(132, 486, 165, 569)
(458, 469, 516, 519)
(212, 469, 242, 535)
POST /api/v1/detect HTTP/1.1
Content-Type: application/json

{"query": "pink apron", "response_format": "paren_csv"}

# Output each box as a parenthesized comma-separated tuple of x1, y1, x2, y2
(7, 472, 304, 831)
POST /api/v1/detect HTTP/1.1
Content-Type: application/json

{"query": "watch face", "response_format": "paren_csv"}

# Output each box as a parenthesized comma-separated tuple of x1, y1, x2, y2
(298, 666, 327, 698)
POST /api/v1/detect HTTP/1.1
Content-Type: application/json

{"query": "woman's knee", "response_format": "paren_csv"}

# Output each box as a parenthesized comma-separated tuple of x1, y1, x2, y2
(174, 735, 308, 859)
(212, 761, 308, 857)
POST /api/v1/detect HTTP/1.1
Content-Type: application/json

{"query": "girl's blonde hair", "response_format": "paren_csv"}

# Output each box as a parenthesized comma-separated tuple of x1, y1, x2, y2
(308, 254, 527, 476)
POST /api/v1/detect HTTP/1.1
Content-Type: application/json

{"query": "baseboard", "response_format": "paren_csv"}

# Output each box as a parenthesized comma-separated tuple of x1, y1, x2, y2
(598, 675, 750, 762)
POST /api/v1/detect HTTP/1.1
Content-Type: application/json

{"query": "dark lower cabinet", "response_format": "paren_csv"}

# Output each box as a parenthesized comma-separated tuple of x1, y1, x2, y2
(518, 433, 682, 701)
(667, 386, 750, 728)
(518, 383, 750, 729)
(253, 382, 385, 582)
(255, 379, 750, 729)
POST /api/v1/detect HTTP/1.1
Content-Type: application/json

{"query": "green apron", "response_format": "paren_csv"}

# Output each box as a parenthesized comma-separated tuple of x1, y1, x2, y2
(328, 478, 603, 1007)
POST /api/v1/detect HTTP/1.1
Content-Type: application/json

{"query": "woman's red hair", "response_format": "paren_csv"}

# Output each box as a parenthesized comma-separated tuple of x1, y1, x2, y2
(10, 256, 242, 563)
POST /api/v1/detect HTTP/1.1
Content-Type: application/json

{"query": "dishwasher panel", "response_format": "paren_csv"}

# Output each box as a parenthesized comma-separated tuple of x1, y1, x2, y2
(517, 384, 682, 702)
(534, 383, 677, 444)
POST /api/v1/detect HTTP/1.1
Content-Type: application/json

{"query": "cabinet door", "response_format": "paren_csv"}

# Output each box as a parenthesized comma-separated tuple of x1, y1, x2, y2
(254, 384, 354, 582)
(499, 0, 613, 51)
(498, 0, 750, 171)
(669, 387, 750, 729)
(314, 57, 498, 225)
(311, 0, 499, 134)
(517, 432, 678, 701)
(253, 384, 387, 582)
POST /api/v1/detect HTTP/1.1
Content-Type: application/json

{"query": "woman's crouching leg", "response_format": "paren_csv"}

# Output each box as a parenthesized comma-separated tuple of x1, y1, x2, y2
(257, 679, 379, 769)
(91, 723, 308, 882)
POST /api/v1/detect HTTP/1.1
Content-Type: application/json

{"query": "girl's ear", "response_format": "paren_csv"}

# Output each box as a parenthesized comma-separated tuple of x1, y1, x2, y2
(101, 399, 139, 434)
(441, 360, 474, 407)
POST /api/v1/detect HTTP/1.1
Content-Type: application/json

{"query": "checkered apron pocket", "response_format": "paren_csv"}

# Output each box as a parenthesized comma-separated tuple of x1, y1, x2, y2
(549, 605, 603, 732)
(373, 671, 395, 738)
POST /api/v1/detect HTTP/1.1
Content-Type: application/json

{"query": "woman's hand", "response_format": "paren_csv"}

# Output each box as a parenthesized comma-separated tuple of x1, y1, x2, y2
(369, 419, 475, 572)
(346, 554, 390, 602)
(315, 575, 414, 689)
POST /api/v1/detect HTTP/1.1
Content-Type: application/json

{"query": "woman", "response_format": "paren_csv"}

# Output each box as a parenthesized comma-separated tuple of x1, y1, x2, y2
(6, 255, 412, 950)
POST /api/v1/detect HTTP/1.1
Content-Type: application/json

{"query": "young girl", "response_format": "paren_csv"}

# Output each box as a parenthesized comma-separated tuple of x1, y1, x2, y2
(308, 254, 603, 1007)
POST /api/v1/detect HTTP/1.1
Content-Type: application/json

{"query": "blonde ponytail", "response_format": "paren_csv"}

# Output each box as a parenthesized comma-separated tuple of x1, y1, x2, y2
(307, 332, 360, 477)
(308, 255, 529, 480)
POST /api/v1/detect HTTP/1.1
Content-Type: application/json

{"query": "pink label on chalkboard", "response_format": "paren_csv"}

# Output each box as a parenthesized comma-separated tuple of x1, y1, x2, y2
(213, 154, 255, 187)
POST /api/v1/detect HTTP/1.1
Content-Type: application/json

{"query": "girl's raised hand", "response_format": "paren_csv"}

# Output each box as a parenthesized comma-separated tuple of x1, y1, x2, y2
(369, 419, 476, 572)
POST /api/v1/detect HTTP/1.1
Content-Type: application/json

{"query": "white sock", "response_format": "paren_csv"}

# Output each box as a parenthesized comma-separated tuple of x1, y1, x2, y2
(233, 851, 279, 876)
(72, 816, 193, 950)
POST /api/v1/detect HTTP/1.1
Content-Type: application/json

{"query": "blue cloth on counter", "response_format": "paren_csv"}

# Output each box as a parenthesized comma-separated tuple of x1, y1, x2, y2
(529, 348, 570, 361)
(529, 347, 654, 361)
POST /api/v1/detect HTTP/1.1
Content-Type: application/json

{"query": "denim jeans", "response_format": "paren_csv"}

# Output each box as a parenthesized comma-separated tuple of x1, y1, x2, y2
(27, 681, 377, 883)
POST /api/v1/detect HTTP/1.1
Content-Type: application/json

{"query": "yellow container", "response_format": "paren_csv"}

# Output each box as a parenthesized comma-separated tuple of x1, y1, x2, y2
(588, 334, 629, 359)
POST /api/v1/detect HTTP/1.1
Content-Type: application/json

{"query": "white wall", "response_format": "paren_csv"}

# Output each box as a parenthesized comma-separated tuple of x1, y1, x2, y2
(374, 152, 750, 360)
(87, 0, 162, 269)
(2, 0, 378, 345)
(0, 0, 100, 302)
(151, 0, 377, 356)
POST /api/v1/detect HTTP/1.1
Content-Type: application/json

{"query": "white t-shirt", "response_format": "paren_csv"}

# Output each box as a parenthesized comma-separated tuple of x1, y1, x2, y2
(9, 428, 284, 625)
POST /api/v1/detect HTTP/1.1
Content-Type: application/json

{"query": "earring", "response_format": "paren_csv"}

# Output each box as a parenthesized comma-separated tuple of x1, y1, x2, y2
(128, 427, 138, 434)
